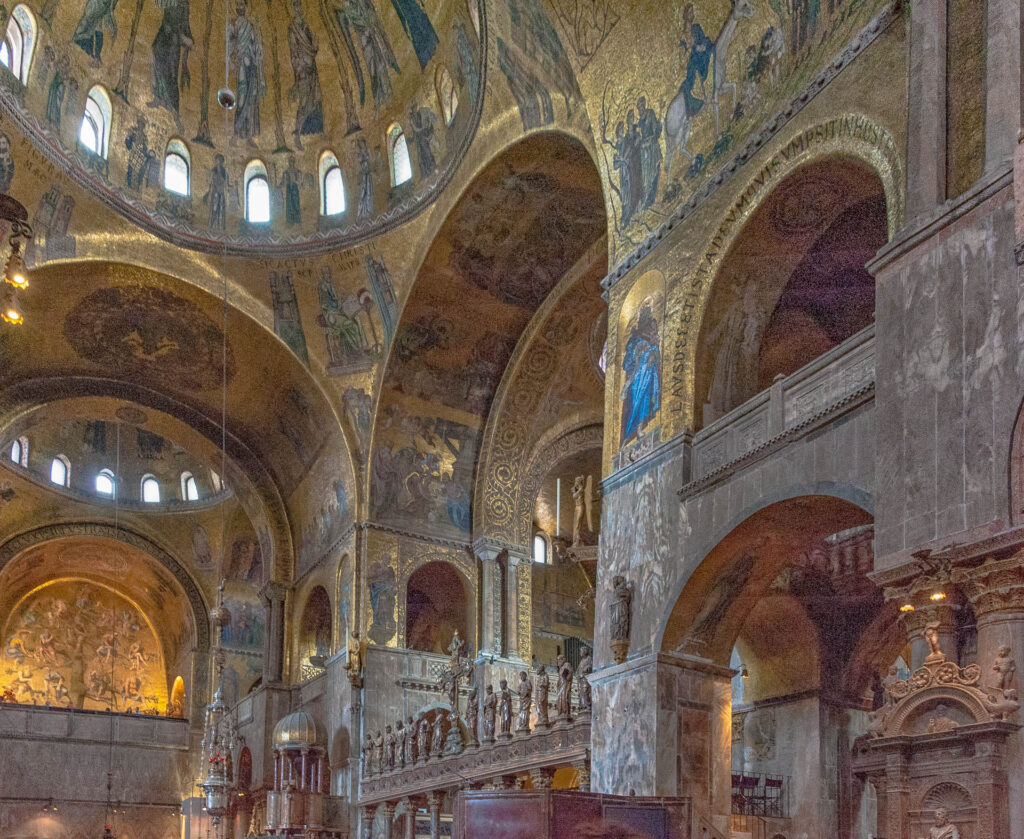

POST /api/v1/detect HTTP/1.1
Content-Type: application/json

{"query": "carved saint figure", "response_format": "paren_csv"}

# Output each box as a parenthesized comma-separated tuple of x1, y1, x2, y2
(395, 720, 407, 768)
(361, 733, 374, 776)
(431, 711, 445, 758)
(482, 684, 497, 741)
(576, 647, 593, 712)
(373, 730, 384, 774)
(383, 724, 396, 770)
(918, 807, 959, 839)
(464, 681, 479, 744)
(498, 679, 512, 736)
(555, 654, 573, 719)
(516, 670, 532, 733)
(571, 475, 586, 546)
(610, 575, 633, 644)
(992, 645, 1017, 694)
(345, 630, 363, 685)
(405, 715, 416, 764)
(416, 716, 429, 761)
(534, 665, 549, 727)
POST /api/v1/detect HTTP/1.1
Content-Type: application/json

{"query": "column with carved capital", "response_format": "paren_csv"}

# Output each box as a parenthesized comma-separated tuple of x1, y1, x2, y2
(883, 756, 910, 839)
(260, 580, 288, 683)
(475, 542, 505, 658)
(426, 791, 441, 839)
(360, 805, 375, 839)
(956, 557, 1024, 839)
(530, 767, 555, 789)
(574, 753, 591, 792)
(378, 802, 394, 839)
(504, 549, 532, 661)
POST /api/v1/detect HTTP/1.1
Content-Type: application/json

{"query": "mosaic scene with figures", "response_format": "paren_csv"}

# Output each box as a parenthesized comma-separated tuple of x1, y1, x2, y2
(0, 0, 1020, 838)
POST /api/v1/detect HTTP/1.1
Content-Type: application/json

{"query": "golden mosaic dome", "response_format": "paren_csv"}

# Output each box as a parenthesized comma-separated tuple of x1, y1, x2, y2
(273, 710, 325, 748)
(0, 0, 485, 254)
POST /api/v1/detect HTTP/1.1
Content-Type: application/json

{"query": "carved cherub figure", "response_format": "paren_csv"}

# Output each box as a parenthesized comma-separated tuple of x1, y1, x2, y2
(992, 645, 1016, 695)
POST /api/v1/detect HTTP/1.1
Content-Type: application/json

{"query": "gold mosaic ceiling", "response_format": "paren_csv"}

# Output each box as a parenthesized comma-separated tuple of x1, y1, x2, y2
(0, 0, 484, 253)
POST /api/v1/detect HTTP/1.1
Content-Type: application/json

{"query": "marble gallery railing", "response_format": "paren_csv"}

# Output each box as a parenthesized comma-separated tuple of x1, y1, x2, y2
(683, 323, 875, 496)
(358, 715, 591, 806)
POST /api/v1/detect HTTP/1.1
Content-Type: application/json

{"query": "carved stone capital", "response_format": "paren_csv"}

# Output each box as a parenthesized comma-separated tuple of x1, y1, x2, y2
(530, 767, 555, 789)
(954, 556, 1024, 618)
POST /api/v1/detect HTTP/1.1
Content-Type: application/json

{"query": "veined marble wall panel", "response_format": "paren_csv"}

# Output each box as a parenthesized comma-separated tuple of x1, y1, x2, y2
(596, 400, 874, 670)
(873, 178, 1019, 563)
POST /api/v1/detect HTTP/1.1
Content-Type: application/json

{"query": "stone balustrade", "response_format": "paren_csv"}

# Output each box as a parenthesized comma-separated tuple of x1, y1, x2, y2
(683, 323, 875, 496)
(358, 715, 590, 806)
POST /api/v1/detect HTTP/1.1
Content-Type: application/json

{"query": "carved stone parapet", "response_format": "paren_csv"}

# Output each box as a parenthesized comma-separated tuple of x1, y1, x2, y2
(358, 716, 590, 806)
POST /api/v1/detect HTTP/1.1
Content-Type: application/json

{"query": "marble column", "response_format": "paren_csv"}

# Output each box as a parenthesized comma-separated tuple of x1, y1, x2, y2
(906, 0, 948, 215)
(426, 791, 441, 839)
(401, 798, 415, 839)
(574, 755, 591, 792)
(504, 549, 532, 661)
(958, 558, 1024, 839)
(360, 805, 375, 839)
(529, 767, 555, 789)
(260, 581, 288, 684)
(378, 802, 394, 839)
(475, 543, 506, 658)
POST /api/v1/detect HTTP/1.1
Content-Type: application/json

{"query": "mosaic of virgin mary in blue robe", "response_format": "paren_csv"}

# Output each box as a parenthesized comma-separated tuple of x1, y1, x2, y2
(620, 303, 661, 446)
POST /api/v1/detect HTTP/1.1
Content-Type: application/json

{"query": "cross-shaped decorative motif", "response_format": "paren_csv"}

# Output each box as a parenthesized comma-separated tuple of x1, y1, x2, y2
(437, 629, 473, 716)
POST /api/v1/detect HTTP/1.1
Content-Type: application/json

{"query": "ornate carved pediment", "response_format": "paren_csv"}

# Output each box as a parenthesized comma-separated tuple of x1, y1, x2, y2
(866, 655, 1019, 740)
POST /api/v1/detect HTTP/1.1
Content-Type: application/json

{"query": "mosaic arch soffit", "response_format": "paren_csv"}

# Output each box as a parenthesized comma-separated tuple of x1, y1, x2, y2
(0, 0, 489, 256)
(472, 236, 607, 546)
(365, 130, 606, 539)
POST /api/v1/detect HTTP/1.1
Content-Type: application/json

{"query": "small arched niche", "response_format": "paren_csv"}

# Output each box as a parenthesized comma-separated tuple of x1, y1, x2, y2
(298, 586, 332, 678)
(405, 562, 468, 653)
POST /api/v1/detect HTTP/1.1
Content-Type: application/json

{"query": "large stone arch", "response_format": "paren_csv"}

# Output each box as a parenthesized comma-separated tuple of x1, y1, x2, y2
(628, 113, 904, 440)
(656, 490, 874, 659)
(0, 522, 211, 721)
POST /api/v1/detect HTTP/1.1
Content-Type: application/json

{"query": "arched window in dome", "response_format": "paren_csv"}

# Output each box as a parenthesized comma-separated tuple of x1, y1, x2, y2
(95, 469, 116, 498)
(181, 471, 199, 501)
(79, 86, 112, 159)
(0, 5, 35, 85)
(163, 139, 190, 197)
(210, 470, 223, 492)
(244, 160, 271, 223)
(319, 151, 345, 216)
(435, 66, 458, 126)
(9, 437, 23, 465)
(387, 124, 412, 186)
(533, 531, 551, 565)
(141, 474, 160, 503)
(50, 455, 69, 487)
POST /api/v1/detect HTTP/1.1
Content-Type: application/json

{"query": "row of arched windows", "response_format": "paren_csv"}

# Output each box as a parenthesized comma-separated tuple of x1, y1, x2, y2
(1, 2, 459, 227)
(8, 438, 212, 503)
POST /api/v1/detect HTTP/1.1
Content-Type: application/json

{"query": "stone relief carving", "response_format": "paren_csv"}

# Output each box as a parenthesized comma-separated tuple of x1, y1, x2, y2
(609, 575, 633, 664)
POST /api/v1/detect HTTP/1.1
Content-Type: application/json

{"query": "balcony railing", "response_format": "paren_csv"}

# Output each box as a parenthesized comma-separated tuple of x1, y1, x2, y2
(683, 324, 874, 496)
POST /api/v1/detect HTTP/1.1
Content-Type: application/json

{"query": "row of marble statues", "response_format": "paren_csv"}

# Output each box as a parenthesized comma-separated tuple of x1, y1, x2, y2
(361, 649, 592, 777)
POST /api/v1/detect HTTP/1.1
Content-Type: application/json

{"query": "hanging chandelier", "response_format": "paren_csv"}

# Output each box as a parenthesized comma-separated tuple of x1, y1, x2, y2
(0, 193, 32, 326)
(200, 595, 236, 827)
